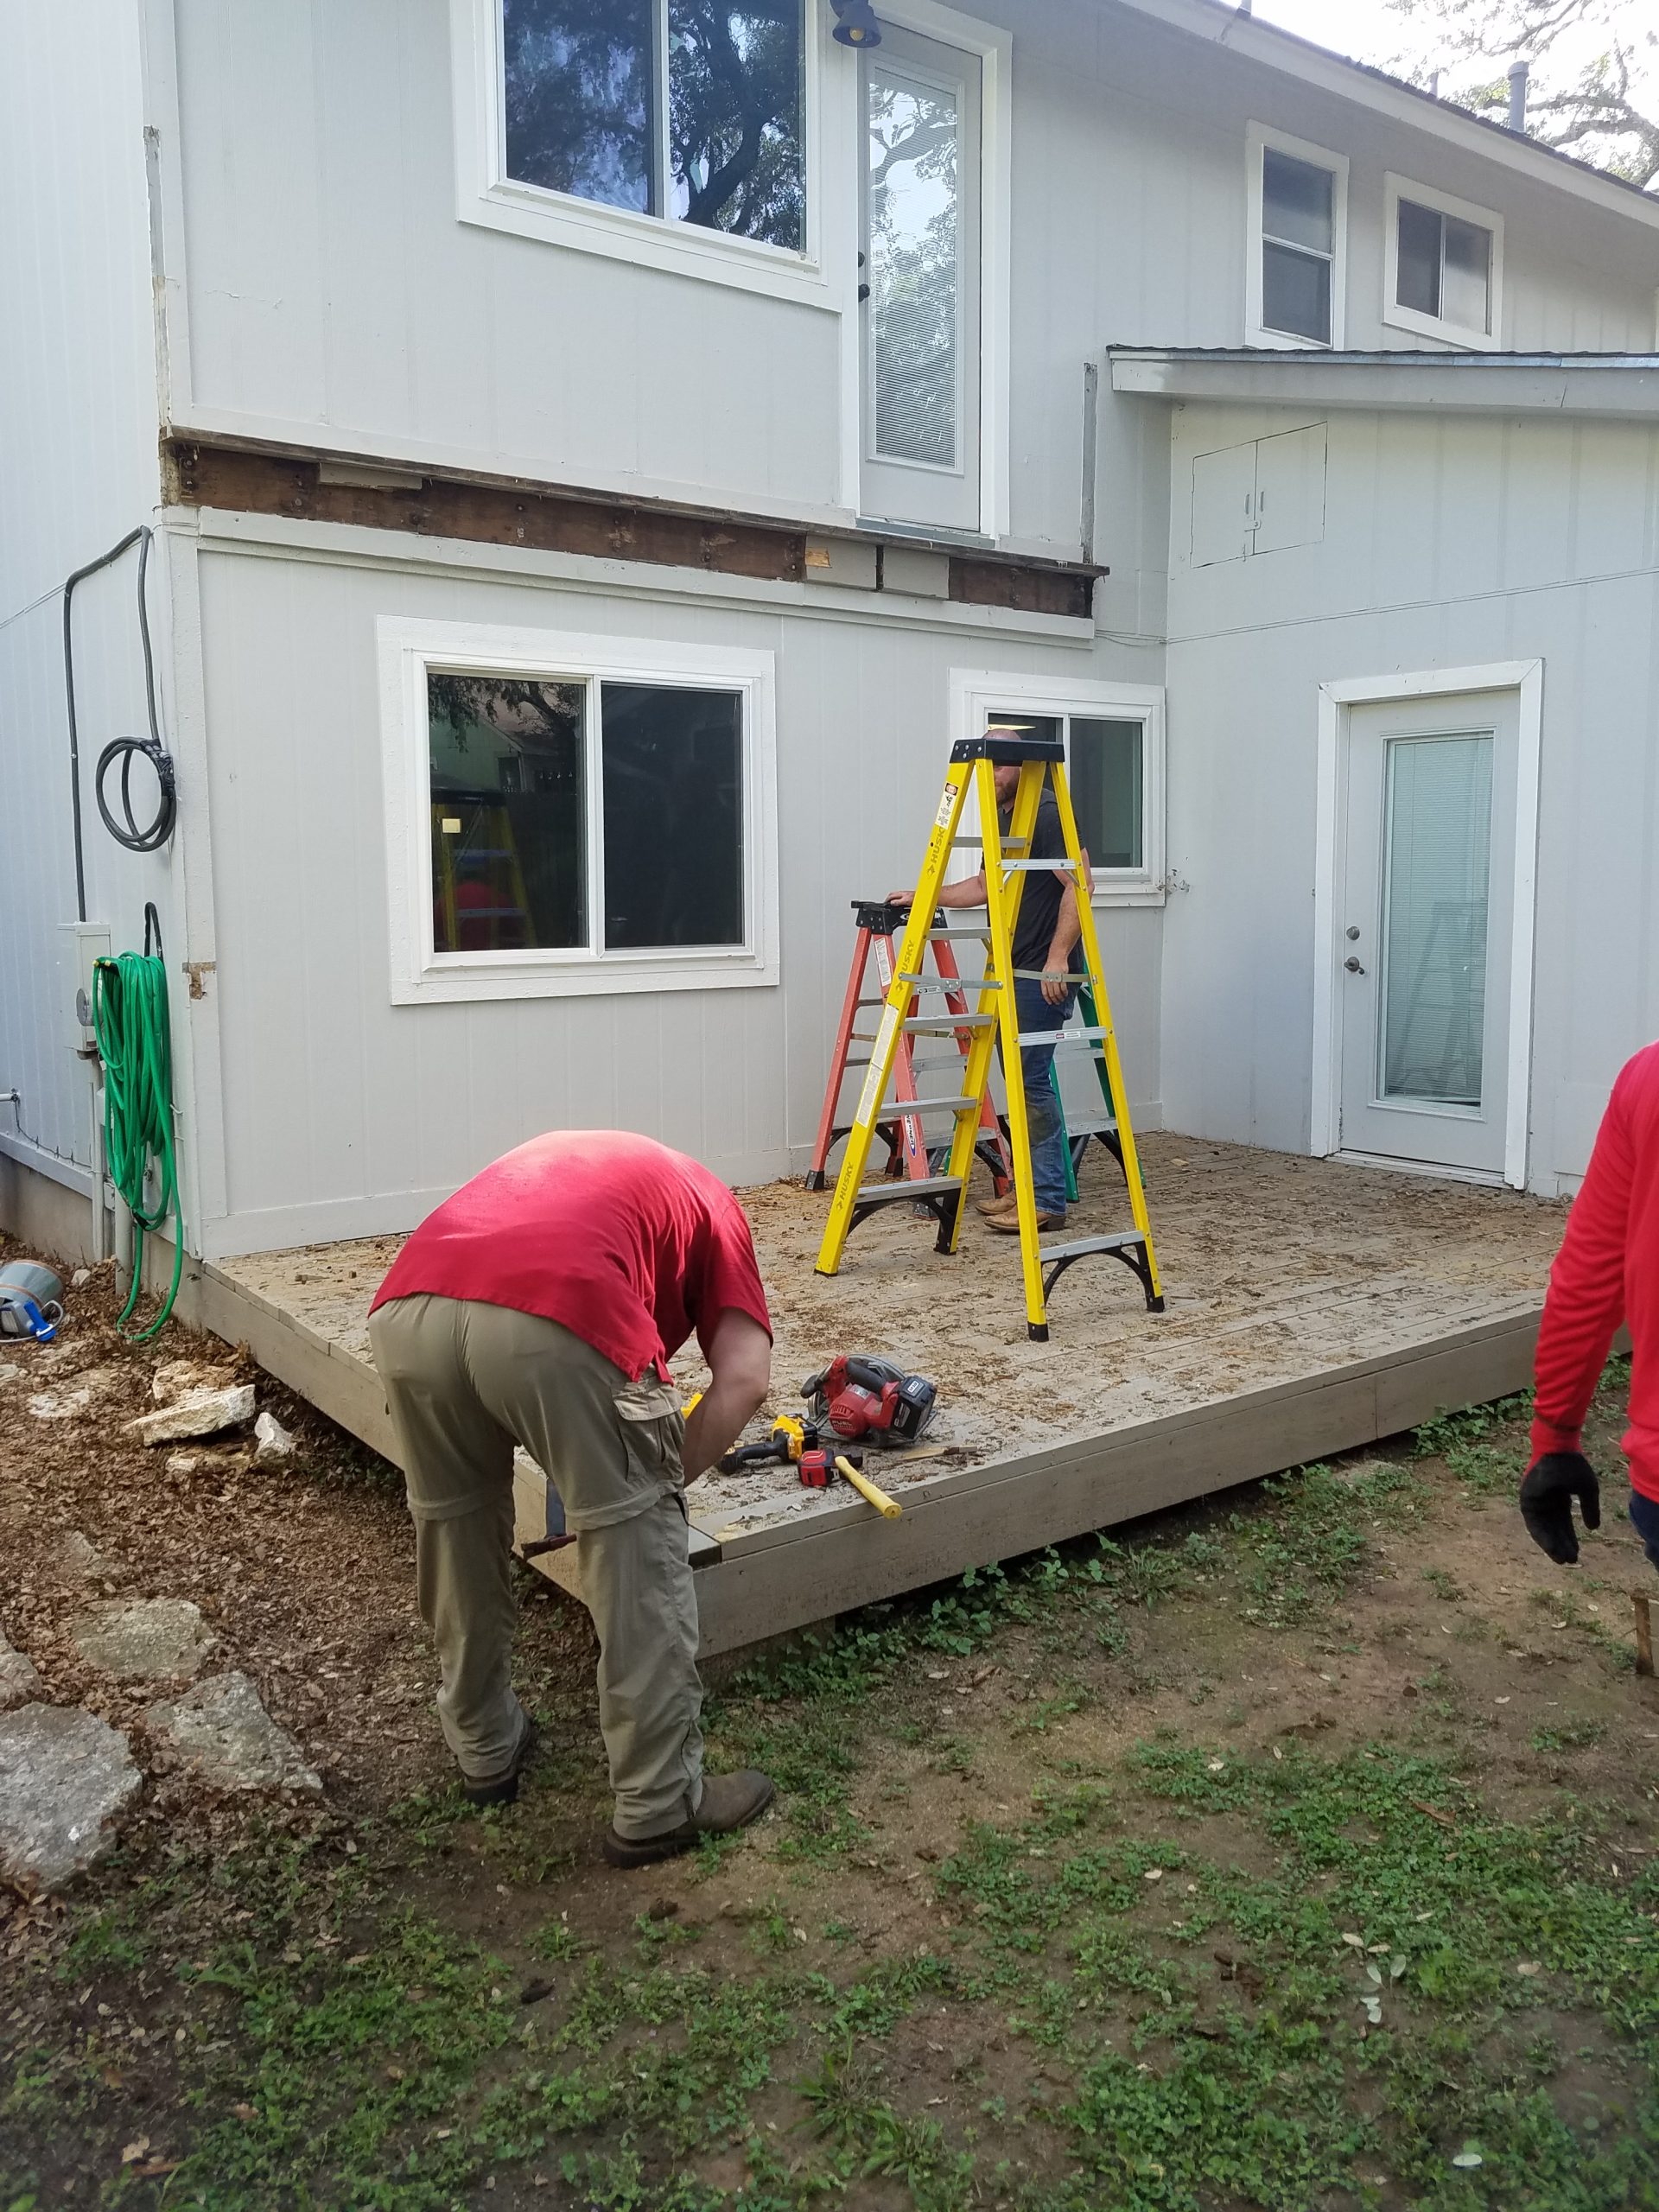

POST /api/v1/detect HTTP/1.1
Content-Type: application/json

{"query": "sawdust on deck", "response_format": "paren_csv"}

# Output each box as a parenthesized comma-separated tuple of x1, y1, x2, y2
(212, 1135, 1565, 1542)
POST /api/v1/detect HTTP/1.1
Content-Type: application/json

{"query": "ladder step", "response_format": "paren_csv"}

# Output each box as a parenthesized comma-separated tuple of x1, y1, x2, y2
(899, 972, 1001, 989)
(1001, 857, 1087, 874)
(928, 926, 991, 939)
(854, 1174, 964, 1208)
(1065, 1113, 1119, 1137)
(903, 1096, 979, 1115)
(1016, 1026, 1110, 1047)
(955, 836, 1028, 849)
(850, 1014, 995, 1039)
(1037, 1230, 1147, 1265)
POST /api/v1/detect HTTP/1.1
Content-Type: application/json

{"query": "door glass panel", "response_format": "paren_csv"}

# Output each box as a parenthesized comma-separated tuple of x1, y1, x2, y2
(866, 65, 961, 467)
(1070, 719, 1142, 869)
(1378, 734, 1492, 1107)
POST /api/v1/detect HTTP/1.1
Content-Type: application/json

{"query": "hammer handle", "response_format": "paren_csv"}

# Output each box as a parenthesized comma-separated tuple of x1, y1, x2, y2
(836, 1454, 901, 1520)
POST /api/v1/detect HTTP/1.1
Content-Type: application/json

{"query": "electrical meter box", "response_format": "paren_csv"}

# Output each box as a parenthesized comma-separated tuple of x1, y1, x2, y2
(59, 922, 111, 1058)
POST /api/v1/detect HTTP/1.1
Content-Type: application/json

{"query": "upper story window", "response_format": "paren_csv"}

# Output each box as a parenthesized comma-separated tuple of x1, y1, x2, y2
(501, 0, 805, 253)
(1246, 125, 1347, 351)
(1383, 174, 1503, 351)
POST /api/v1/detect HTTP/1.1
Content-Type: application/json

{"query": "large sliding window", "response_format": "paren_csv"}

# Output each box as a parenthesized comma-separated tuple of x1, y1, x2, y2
(500, 0, 805, 251)
(381, 621, 778, 1003)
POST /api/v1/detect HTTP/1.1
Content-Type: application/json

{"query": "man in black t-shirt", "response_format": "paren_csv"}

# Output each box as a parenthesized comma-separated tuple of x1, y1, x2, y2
(893, 759, 1085, 1230)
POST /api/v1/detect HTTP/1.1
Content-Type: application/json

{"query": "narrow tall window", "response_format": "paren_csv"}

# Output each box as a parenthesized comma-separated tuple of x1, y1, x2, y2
(1261, 147, 1335, 346)
(983, 709, 1153, 886)
(502, 0, 805, 252)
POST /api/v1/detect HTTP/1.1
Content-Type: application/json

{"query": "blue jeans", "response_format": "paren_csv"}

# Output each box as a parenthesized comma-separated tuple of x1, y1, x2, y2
(1003, 976, 1076, 1216)
(1629, 1488, 1659, 1573)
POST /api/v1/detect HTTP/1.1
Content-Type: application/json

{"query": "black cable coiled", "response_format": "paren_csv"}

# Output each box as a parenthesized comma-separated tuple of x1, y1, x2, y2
(94, 735, 178, 853)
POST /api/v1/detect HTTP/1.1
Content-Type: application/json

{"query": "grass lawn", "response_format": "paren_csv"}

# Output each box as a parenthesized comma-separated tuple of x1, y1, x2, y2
(3, 1362, 1656, 2209)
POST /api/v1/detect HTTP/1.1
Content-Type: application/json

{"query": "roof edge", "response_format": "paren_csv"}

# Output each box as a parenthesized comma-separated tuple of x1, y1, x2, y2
(1109, 0, 1659, 232)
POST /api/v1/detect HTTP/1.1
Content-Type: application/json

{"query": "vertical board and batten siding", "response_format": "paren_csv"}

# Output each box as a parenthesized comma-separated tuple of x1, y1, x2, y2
(0, 3, 172, 1191)
(160, 0, 1659, 565)
(1154, 397, 1659, 1192)
(191, 542, 1160, 1256)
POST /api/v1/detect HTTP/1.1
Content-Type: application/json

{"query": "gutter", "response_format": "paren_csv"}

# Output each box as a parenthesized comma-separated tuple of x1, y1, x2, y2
(1107, 346, 1659, 418)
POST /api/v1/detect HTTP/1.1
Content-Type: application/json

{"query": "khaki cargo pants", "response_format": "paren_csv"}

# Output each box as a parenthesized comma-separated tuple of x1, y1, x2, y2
(366, 1294, 702, 1840)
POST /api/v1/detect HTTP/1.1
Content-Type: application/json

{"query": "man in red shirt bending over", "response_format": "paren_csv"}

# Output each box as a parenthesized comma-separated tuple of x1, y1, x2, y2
(1521, 1043, 1659, 1573)
(368, 1131, 776, 1866)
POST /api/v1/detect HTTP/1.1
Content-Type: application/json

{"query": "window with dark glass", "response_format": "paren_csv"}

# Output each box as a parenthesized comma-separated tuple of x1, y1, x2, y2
(502, 0, 805, 252)
(1395, 196, 1492, 334)
(428, 671, 745, 957)
(984, 710, 1145, 874)
(1260, 147, 1335, 346)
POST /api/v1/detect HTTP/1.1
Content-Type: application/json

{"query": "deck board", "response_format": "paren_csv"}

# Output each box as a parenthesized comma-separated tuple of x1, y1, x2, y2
(198, 1136, 1562, 1653)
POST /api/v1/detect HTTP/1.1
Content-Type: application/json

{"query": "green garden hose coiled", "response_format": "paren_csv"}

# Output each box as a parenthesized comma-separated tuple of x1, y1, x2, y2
(92, 916, 183, 1341)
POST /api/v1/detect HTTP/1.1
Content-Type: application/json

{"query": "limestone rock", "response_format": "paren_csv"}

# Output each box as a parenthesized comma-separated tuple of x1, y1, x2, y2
(29, 1386, 92, 1422)
(72, 1598, 213, 1682)
(253, 1411, 296, 1463)
(71, 1268, 92, 1289)
(58, 1530, 119, 1583)
(0, 1705, 143, 1896)
(150, 1357, 232, 1404)
(0, 1632, 43, 1712)
(128, 1383, 255, 1446)
(165, 1452, 202, 1477)
(0, 1360, 22, 1387)
(147, 1672, 321, 1795)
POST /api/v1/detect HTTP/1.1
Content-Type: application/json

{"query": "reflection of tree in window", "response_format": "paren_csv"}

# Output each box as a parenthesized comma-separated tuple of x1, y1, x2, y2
(868, 71, 960, 467)
(669, 2, 804, 249)
(427, 673, 587, 954)
(601, 686, 744, 949)
(502, 0, 804, 251)
(503, 0, 655, 213)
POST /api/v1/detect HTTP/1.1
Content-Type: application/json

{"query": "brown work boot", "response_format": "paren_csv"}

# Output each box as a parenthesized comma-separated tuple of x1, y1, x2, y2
(601, 1769, 776, 1868)
(975, 1188, 1015, 1216)
(461, 1715, 538, 1808)
(988, 1208, 1063, 1235)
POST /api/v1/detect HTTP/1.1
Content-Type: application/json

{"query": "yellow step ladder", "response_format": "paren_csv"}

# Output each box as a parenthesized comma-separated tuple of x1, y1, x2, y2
(813, 730, 1163, 1340)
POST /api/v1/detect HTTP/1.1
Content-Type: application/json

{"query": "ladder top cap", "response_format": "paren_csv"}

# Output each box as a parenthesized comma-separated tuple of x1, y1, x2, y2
(950, 735, 1066, 765)
(853, 898, 906, 930)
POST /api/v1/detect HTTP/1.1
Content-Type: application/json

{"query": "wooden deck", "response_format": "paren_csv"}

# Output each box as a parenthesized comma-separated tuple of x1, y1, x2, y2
(188, 1136, 1563, 1655)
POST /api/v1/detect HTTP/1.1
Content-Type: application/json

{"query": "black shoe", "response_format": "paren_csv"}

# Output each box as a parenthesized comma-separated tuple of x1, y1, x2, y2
(601, 1769, 775, 1867)
(461, 1716, 537, 1808)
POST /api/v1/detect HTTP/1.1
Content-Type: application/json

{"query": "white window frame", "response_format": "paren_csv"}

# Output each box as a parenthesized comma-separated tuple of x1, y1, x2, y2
(1382, 172, 1504, 352)
(378, 618, 779, 1003)
(448, 0, 832, 309)
(948, 670, 1166, 907)
(1245, 123, 1348, 352)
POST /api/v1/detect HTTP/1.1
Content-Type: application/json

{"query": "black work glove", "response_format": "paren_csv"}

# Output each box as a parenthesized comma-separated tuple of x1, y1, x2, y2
(1518, 1452, 1601, 1566)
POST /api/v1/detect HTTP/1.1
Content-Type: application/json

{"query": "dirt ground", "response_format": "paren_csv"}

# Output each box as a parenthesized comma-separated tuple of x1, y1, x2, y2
(3, 1232, 1656, 2210)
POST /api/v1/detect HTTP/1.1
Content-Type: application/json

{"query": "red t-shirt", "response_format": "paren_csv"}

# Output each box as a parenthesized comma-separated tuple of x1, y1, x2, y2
(1530, 1040, 1659, 1500)
(369, 1130, 771, 1383)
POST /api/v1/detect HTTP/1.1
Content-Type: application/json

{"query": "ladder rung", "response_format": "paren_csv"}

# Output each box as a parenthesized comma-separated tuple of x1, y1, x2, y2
(850, 1015, 995, 1039)
(1065, 1113, 1119, 1137)
(899, 972, 1001, 989)
(1037, 1230, 1147, 1265)
(929, 926, 991, 939)
(903, 1095, 979, 1115)
(955, 836, 1028, 849)
(1001, 858, 1086, 874)
(855, 1175, 963, 1207)
(1037, 1027, 1112, 1046)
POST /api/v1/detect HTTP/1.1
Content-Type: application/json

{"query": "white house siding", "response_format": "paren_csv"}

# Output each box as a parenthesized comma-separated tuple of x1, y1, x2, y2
(1155, 396, 1659, 1193)
(0, 3, 170, 1199)
(156, 1, 1659, 564)
(181, 530, 1161, 1257)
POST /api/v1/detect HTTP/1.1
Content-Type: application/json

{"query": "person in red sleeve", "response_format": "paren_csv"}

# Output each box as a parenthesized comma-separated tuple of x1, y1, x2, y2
(1521, 1042, 1659, 1570)
(367, 1130, 776, 1866)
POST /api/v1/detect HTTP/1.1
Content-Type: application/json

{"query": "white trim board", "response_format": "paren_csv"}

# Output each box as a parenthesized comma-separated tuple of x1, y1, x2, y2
(1311, 660, 1543, 1192)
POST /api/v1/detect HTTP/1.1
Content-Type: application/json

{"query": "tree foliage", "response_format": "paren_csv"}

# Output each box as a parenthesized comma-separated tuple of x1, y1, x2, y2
(1384, 0, 1658, 188)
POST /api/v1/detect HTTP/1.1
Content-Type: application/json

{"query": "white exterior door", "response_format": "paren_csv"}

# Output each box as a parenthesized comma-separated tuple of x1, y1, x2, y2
(1338, 690, 1520, 1175)
(859, 28, 982, 533)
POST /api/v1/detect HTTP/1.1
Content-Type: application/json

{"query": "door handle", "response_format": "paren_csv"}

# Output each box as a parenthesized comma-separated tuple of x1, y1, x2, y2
(1344, 956, 1366, 975)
